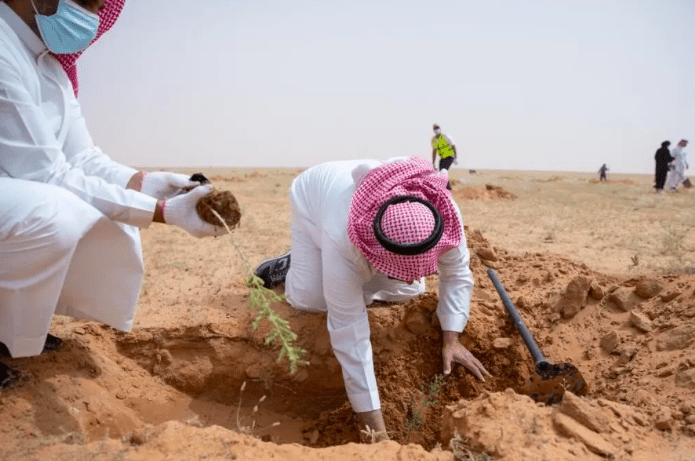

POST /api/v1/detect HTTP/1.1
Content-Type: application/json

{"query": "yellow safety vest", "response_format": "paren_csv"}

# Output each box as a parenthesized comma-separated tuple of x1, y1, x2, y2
(432, 134, 455, 159)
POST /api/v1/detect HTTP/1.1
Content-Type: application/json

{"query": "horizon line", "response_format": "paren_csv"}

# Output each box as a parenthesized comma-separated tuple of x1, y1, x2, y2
(132, 165, 655, 176)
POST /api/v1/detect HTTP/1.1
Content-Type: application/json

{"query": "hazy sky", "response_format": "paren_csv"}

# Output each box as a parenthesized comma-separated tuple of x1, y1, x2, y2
(77, 0, 695, 173)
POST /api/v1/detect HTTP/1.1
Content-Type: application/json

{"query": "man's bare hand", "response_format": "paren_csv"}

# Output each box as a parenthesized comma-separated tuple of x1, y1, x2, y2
(355, 409, 389, 443)
(442, 331, 491, 381)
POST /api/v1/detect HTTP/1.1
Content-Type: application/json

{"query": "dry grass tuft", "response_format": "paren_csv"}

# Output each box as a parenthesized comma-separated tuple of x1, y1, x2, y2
(235, 381, 280, 436)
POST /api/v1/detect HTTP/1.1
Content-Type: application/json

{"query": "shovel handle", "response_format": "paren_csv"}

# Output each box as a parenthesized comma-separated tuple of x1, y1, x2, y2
(487, 268, 547, 367)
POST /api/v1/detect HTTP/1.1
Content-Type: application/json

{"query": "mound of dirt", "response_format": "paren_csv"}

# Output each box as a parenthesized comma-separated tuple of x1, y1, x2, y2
(452, 184, 517, 201)
(1, 227, 694, 460)
(442, 389, 675, 460)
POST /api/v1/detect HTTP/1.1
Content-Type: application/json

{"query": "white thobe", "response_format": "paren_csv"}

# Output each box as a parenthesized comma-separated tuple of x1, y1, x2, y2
(0, 4, 157, 357)
(285, 159, 474, 413)
(666, 146, 689, 189)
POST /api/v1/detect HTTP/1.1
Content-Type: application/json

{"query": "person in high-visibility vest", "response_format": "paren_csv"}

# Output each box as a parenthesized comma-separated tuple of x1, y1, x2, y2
(431, 124, 458, 190)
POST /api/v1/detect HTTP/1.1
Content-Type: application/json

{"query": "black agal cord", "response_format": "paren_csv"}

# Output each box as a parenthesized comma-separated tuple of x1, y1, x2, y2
(373, 195, 443, 255)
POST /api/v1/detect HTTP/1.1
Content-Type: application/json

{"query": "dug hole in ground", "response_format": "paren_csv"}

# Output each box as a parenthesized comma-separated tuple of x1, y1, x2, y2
(1, 169, 694, 461)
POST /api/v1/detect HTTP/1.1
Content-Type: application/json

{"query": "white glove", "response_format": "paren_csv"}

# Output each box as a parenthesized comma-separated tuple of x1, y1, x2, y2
(140, 172, 199, 200)
(163, 185, 226, 238)
(454, 158, 459, 165)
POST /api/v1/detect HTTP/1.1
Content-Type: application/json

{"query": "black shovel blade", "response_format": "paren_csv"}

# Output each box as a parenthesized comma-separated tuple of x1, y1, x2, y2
(524, 362, 588, 405)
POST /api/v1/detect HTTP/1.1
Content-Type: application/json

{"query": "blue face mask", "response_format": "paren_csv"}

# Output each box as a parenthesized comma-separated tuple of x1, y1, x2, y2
(31, 0, 100, 54)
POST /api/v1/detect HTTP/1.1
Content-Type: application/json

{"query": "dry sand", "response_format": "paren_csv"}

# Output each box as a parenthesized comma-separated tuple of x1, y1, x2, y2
(1, 167, 694, 460)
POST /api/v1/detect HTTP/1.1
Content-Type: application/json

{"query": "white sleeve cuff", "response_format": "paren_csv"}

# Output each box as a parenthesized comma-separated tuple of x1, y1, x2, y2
(327, 313, 382, 414)
(438, 312, 468, 333)
(112, 165, 139, 189)
(125, 192, 157, 228)
(348, 389, 382, 413)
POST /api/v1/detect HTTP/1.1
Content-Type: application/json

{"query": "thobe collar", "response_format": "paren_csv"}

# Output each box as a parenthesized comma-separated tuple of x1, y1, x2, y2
(0, 3, 47, 58)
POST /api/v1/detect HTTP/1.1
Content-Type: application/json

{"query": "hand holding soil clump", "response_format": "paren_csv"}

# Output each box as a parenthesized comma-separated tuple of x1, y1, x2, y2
(188, 173, 241, 229)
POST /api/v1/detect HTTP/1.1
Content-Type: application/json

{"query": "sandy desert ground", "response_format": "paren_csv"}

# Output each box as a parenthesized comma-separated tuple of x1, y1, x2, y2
(1, 166, 694, 461)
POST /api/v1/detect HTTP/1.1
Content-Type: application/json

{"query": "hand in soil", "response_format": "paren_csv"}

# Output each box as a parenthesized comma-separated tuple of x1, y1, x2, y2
(359, 428, 390, 444)
(442, 331, 491, 381)
(355, 409, 387, 442)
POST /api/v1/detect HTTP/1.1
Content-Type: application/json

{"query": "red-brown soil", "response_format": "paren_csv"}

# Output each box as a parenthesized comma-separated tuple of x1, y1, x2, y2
(1, 168, 694, 461)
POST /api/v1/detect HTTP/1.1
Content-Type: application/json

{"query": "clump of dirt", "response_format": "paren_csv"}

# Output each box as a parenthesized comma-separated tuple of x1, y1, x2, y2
(453, 184, 517, 201)
(196, 189, 241, 228)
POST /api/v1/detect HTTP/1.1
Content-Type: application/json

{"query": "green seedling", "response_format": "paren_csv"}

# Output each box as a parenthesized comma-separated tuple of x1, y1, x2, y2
(405, 373, 446, 436)
(208, 208, 309, 374)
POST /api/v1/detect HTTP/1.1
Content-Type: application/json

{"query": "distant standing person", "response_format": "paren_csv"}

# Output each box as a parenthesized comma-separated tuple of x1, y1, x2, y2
(665, 139, 689, 191)
(654, 141, 673, 193)
(431, 124, 457, 190)
(598, 164, 609, 181)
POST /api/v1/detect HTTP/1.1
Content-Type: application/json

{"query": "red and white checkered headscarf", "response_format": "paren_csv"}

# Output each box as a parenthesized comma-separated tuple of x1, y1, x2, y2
(0, 1, 124, 94)
(44, 0, 126, 96)
(381, 200, 435, 245)
(347, 157, 463, 281)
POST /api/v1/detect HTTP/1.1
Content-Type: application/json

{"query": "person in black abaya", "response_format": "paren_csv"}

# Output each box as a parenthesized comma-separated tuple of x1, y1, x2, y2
(655, 140, 673, 193)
